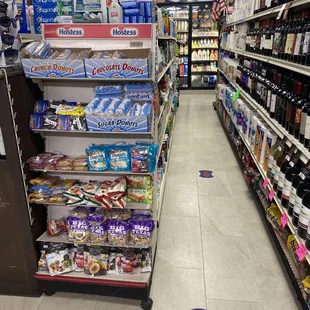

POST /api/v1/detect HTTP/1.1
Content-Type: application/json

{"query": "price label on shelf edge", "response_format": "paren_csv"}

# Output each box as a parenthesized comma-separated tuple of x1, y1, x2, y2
(263, 178, 268, 189)
(269, 189, 275, 201)
(296, 243, 308, 261)
(280, 212, 288, 228)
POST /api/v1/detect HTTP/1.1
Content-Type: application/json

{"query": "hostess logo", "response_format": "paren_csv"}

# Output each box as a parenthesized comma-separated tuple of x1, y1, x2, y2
(57, 26, 84, 37)
(111, 26, 138, 37)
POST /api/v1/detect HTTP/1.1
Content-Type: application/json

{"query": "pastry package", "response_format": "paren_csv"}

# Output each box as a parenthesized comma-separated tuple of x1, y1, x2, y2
(128, 219, 155, 246)
(72, 244, 85, 272)
(84, 246, 108, 276)
(127, 188, 153, 204)
(126, 176, 151, 189)
(108, 145, 130, 171)
(86, 146, 108, 171)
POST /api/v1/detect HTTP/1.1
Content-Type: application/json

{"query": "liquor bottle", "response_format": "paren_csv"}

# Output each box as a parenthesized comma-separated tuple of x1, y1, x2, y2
(272, 20, 281, 58)
(260, 67, 268, 108)
(295, 83, 309, 139)
(285, 79, 297, 132)
(271, 142, 288, 185)
(284, 14, 294, 61)
(270, 139, 285, 183)
(279, 18, 289, 59)
(292, 12, 304, 63)
(267, 139, 280, 179)
(265, 20, 274, 57)
(292, 178, 310, 227)
(260, 25, 266, 55)
(300, 84, 310, 144)
(289, 13, 298, 62)
(287, 159, 310, 215)
(273, 145, 294, 191)
(269, 71, 279, 118)
(265, 68, 274, 113)
(277, 150, 299, 199)
(298, 191, 310, 239)
(289, 82, 302, 135)
(302, 11, 310, 65)
(282, 158, 304, 209)
(274, 73, 282, 123)
(278, 76, 289, 127)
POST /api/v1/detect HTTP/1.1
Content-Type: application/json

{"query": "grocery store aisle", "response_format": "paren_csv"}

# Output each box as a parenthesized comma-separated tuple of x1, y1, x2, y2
(0, 92, 301, 310)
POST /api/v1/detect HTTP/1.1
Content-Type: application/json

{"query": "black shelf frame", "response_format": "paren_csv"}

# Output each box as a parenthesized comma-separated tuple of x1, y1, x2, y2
(215, 100, 309, 310)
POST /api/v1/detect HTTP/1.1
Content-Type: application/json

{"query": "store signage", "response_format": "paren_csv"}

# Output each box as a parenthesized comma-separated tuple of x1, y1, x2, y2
(43, 24, 153, 39)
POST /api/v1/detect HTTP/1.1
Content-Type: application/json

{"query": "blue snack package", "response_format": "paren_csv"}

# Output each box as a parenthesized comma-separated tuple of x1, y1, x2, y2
(137, 15, 144, 23)
(108, 145, 131, 171)
(123, 16, 130, 23)
(29, 114, 43, 129)
(115, 99, 132, 115)
(138, 2, 144, 15)
(129, 15, 137, 23)
(104, 98, 122, 116)
(144, 1, 152, 16)
(33, 100, 49, 114)
(124, 8, 139, 15)
(140, 103, 151, 115)
(129, 103, 142, 116)
(146, 16, 152, 23)
(122, 1, 138, 9)
(86, 146, 108, 171)
(95, 85, 122, 98)
(93, 98, 112, 115)
(57, 115, 70, 131)
(84, 97, 101, 115)
(148, 144, 158, 172)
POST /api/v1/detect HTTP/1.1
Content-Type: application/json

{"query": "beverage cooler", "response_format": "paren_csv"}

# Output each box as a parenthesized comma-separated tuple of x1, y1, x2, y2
(158, 0, 218, 89)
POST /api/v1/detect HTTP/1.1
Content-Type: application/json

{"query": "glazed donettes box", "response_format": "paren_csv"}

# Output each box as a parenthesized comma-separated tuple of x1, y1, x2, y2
(21, 48, 88, 78)
(84, 48, 151, 79)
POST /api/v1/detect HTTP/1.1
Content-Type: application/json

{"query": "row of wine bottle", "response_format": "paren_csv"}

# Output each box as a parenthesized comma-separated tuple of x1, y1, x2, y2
(236, 58, 310, 149)
(245, 10, 310, 66)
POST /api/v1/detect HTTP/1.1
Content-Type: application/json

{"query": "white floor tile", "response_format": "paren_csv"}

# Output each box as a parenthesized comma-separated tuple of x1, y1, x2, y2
(207, 299, 264, 310)
(93, 296, 141, 310)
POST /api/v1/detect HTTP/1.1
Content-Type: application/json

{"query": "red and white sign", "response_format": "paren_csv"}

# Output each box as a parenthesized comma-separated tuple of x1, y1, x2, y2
(43, 24, 153, 40)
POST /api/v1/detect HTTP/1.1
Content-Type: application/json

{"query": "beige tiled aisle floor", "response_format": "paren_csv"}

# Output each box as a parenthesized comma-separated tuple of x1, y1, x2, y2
(0, 91, 303, 310)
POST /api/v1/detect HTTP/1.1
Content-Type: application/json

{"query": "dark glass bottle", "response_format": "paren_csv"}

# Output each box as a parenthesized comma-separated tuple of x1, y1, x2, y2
(282, 159, 305, 209)
(265, 68, 274, 113)
(279, 18, 289, 59)
(275, 73, 282, 123)
(285, 79, 297, 132)
(292, 12, 304, 63)
(273, 145, 295, 191)
(289, 82, 302, 135)
(270, 140, 286, 184)
(295, 83, 308, 139)
(289, 13, 298, 62)
(279, 76, 289, 128)
(269, 72, 278, 119)
(302, 12, 310, 65)
(272, 20, 281, 58)
(298, 191, 310, 239)
(292, 178, 310, 227)
(277, 150, 300, 199)
(300, 84, 310, 144)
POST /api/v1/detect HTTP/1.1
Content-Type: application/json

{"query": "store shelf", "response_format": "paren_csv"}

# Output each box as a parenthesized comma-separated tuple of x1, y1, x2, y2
(158, 35, 177, 41)
(36, 231, 152, 249)
(223, 0, 310, 27)
(31, 169, 152, 176)
(191, 60, 218, 63)
(218, 68, 310, 160)
(218, 74, 310, 265)
(32, 129, 152, 137)
(172, 17, 188, 20)
(191, 71, 217, 74)
(158, 57, 176, 82)
(177, 30, 189, 33)
(192, 35, 218, 38)
(34, 270, 150, 287)
(191, 46, 218, 49)
(223, 47, 310, 77)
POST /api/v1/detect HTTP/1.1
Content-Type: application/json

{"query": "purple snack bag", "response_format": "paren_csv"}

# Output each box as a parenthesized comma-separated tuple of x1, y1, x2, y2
(128, 219, 154, 246)
(90, 223, 107, 244)
(67, 216, 90, 243)
(132, 210, 152, 219)
(107, 220, 130, 246)
(87, 212, 105, 225)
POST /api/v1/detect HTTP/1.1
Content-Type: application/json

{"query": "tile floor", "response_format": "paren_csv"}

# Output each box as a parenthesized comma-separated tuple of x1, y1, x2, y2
(0, 91, 302, 310)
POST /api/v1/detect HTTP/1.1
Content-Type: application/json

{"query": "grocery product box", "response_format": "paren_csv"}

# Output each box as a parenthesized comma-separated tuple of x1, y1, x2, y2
(84, 48, 151, 79)
(85, 109, 152, 133)
(21, 48, 89, 78)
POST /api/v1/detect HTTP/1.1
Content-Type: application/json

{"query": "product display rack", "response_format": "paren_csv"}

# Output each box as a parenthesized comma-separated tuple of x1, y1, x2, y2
(11, 23, 178, 309)
(215, 98, 308, 309)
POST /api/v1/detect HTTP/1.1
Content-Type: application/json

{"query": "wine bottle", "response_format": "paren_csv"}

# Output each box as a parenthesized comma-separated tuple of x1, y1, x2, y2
(267, 139, 280, 179)
(272, 20, 281, 58)
(269, 72, 278, 119)
(292, 12, 304, 63)
(275, 73, 282, 123)
(302, 12, 310, 65)
(292, 178, 310, 227)
(295, 83, 309, 139)
(279, 18, 289, 59)
(271, 142, 287, 185)
(298, 191, 310, 239)
(285, 79, 297, 132)
(300, 83, 310, 143)
(277, 150, 300, 199)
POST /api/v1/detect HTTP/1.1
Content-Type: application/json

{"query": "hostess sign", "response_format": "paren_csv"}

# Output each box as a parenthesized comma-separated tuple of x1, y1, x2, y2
(43, 23, 152, 39)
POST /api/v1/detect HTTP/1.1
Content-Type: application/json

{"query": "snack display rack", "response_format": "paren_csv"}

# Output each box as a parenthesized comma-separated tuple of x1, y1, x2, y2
(2, 23, 177, 309)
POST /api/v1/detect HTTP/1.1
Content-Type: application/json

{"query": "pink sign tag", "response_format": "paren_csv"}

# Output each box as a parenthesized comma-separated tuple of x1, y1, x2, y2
(296, 243, 308, 261)
(269, 189, 275, 201)
(280, 212, 288, 228)
(263, 178, 268, 189)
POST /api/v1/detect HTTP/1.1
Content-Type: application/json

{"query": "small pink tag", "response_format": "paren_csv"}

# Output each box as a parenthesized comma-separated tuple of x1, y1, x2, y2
(263, 178, 268, 189)
(269, 189, 275, 201)
(296, 243, 308, 261)
(280, 213, 288, 228)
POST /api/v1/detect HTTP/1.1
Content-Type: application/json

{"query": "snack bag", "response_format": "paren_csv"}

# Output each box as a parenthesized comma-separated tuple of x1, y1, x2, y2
(47, 219, 66, 236)
(67, 216, 90, 243)
(84, 246, 108, 276)
(126, 176, 151, 189)
(141, 249, 152, 273)
(46, 244, 74, 276)
(108, 145, 130, 171)
(132, 210, 152, 219)
(107, 220, 130, 246)
(82, 181, 101, 197)
(115, 249, 142, 274)
(64, 182, 86, 199)
(86, 146, 108, 171)
(287, 234, 306, 264)
(266, 203, 281, 230)
(109, 209, 132, 221)
(128, 219, 155, 246)
(89, 223, 108, 244)
(72, 245, 85, 272)
(127, 188, 153, 204)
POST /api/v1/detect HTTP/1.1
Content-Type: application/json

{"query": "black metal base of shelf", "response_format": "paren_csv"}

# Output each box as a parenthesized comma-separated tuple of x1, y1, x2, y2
(216, 101, 308, 310)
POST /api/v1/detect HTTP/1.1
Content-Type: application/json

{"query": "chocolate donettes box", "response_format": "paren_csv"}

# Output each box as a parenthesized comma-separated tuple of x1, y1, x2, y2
(21, 48, 88, 78)
(84, 48, 151, 79)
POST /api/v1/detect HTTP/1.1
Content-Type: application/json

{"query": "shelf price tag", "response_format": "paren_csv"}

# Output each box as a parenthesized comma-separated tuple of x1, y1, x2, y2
(280, 212, 288, 228)
(296, 243, 308, 261)
(232, 89, 240, 100)
(269, 189, 275, 201)
(263, 178, 268, 189)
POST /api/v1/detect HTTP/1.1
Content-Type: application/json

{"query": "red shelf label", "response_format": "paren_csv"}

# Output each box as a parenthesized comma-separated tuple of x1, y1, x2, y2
(43, 24, 153, 39)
